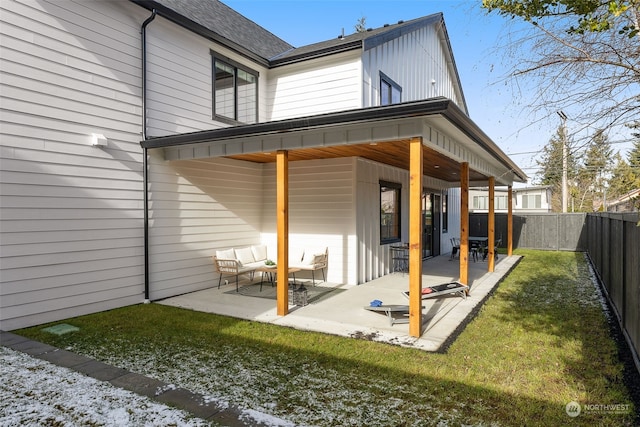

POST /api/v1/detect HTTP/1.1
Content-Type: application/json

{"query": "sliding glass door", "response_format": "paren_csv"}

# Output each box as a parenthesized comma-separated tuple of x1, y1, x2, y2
(422, 190, 441, 258)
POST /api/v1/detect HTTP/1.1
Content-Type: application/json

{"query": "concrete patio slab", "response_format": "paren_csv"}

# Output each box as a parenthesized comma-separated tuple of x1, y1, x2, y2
(158, 254, 520, 352)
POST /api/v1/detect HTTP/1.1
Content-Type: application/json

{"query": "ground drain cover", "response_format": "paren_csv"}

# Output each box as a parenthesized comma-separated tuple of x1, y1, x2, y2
(42, 323, 80, 335)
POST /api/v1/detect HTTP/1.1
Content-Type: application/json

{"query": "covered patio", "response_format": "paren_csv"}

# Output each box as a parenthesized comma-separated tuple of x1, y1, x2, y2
(142, 98, 527, 339)
(158, 253, 519, 351)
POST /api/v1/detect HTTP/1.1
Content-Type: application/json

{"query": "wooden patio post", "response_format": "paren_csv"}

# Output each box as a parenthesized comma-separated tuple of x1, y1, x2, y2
(507, 185, 513, 256)
(488, 176, 495, 272)
(276, 150, 289, 316)
(409, 137, 423, 338)
(459, 162, 469, 287)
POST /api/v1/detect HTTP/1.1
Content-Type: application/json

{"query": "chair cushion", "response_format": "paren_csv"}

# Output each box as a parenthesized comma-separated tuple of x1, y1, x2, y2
(251, 245, 268, 262)
(290, 248, 305, 263)
(216, 249, 235, 260)
(302, 251, 325, 265)
(234, 247, 255, 266)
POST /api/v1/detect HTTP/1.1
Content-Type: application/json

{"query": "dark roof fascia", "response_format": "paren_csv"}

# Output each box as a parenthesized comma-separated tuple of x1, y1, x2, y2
(140, 98, 527, 183)
(141, 98, 451, 148)
(443, 102, 527, 182)
(363, 13, 442, 51)
(269, 14, 444, 68)
(362, 13, 470, 115)
(436, 18, 469, 115)
(513, 185, 552, 192)
(269, 40, 363, 67)
(130, 0, 270, 68)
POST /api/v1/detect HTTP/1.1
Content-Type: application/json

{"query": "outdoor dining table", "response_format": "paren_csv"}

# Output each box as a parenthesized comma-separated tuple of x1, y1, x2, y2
(468, 236, 489, 262)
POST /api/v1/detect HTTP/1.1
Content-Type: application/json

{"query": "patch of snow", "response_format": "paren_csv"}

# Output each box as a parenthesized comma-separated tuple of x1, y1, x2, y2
(583, 253, 613, 320)
(0, 346, 293, 427)
(240, 409, 296, 427)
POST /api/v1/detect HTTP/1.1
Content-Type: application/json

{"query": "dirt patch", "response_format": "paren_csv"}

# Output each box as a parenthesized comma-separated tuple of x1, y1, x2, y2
(349, 331, 380, 341)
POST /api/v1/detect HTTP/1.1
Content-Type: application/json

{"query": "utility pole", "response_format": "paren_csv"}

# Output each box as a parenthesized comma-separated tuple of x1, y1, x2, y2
(557, 111, 568, 213)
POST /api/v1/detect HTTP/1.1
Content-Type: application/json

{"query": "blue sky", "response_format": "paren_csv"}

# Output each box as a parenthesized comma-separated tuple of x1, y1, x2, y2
(223, 0, 621, 185)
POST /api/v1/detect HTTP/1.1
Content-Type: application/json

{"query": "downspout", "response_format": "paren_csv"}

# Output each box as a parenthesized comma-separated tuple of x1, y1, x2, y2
(141, 9, 156, 302)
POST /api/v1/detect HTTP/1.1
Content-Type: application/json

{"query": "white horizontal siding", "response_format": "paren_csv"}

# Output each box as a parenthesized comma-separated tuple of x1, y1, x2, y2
(147, 155, 265, 299)
(363, 23, 465, 110)
(267, 51, 362, 121)
(259, 157, 357, 285)
(144, 16, 270, 136)
(0, 0, 149, 330)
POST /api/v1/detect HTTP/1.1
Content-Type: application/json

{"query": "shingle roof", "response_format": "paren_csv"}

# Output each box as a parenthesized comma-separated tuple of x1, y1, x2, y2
(133, 0, 294, 60)
(133, 1, 444, 67)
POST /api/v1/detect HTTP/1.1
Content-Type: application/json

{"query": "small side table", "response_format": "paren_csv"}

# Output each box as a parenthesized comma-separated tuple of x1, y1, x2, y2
(255, 265, 301, 291)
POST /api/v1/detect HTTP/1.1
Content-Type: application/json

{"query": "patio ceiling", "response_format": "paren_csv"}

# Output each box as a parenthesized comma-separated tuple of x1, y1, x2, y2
(226, 139, 484, 183)
(141, 98, 527, 186)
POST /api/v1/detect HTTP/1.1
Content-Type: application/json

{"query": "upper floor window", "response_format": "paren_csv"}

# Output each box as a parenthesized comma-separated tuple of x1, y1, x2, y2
(212, 53, 258, 124)
(380, 71, 402, 106)
(473, 195, 509, 210)
(522, 194, 542, 209)
(473, 195, 488, 210)
(496, 195, 508, 210)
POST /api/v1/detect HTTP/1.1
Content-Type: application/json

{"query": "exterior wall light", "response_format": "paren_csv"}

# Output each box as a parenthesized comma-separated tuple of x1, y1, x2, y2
(91, 133, 108, 147)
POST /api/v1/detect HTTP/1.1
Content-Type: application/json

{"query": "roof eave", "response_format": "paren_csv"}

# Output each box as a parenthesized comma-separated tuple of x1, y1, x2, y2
(140, 99, 527, 183)
(130, 0, 271, 67)
(442, 103, 527, 183)
(141, 98, 452, 148)
(269, 41, 363, 67)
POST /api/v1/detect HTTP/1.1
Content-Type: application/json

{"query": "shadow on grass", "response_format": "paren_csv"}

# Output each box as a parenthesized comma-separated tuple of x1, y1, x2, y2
(15, 280, 636, 427)
(488, 250, 638, 425)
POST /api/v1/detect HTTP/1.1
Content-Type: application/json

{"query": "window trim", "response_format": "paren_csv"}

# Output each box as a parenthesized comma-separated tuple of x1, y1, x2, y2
(522, 194, 542, 209)
(380, 180, 402, 244)
(379, 71, 402, 106)
(211, 51, 259, 124)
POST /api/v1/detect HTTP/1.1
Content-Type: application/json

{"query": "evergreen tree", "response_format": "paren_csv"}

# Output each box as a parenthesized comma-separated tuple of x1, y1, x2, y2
(608, 153, 636, 199)
(536, 125, 577, 211)
(627, 138, 640, 177)
(576, 130, 614, 211)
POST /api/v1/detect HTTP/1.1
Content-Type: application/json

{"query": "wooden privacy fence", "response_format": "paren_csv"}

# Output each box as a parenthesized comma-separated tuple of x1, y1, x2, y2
(470, 212, 640, 370)
(469, 212, 587, 251)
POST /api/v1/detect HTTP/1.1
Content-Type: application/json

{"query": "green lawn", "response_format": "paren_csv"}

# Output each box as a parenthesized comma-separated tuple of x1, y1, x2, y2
(17, 250, 636, 426)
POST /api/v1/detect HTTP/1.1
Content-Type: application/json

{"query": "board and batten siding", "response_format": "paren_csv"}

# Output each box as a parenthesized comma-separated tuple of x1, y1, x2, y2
(362, 23, 465, 110)
(355, 159, 408, 284)
(147, 156, 265, 299)
(355, 158, 455, 284)
(267, 51, 362, 121)
(442, 187, 461, 256)
(0, 0, 151, 330)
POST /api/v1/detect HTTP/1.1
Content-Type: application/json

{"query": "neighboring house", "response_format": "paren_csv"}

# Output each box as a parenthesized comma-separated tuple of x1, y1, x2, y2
(513, 186, 552, 213)
(0, 0, 526, 331)
(469, 186, 552, 213)
(469, 187, 510, 213)
(607, 188, 640, 212)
